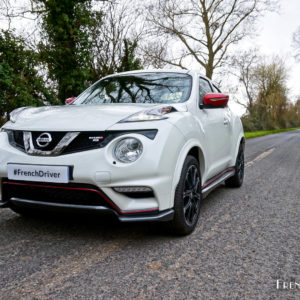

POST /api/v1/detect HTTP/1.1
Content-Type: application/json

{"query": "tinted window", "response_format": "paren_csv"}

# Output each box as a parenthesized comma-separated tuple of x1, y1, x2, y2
(199, 78, 213, 104)
(74, 73, 192, 105)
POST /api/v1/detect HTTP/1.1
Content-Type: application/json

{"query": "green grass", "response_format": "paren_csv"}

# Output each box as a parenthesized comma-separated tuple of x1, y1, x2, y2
(245, 127, 300, 139)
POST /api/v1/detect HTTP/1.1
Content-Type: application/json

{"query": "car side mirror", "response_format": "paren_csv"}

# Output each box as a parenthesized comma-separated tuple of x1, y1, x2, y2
(203, 93, 229, 107)
(65, 97, 75, 105)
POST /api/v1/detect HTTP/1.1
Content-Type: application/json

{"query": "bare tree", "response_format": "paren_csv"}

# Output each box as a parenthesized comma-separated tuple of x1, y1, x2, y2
(147, 0, 278, 79)
(238, 56, 291, 130)
(231, 49, 260, 112)
(0, 0, 42, 24)
(89, 0, 144, 79)
(292, 26, 300, 61)
(0, 0, 49, 49)
(1, 0, 144, 82)
(139, 40, 169, 69)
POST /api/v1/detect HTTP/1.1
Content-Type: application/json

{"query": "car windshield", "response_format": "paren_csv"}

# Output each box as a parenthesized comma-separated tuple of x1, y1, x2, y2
(73, 72, 192, 105)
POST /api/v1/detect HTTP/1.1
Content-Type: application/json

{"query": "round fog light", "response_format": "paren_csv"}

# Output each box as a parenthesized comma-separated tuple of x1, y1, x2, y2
(114, 138, 143, 163)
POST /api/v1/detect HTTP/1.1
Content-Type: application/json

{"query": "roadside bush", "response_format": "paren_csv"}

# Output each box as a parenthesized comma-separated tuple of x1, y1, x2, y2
(0, 30, 56, 126)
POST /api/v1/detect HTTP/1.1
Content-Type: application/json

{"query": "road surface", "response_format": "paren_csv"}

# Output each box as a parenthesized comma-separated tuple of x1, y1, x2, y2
(0, 130, 299, 299)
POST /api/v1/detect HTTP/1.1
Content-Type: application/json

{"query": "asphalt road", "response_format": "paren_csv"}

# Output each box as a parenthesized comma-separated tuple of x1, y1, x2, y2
(0, 130, 299, 300)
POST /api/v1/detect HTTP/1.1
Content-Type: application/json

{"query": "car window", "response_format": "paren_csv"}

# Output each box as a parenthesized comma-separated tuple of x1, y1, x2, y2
(199, 78, 213, 104)
(73, 73, 192, 105)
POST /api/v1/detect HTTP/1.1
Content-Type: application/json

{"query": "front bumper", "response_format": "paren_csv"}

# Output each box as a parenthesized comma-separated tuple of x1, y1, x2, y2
(0, 123, 185, 217)
(0, 178, 174, 221)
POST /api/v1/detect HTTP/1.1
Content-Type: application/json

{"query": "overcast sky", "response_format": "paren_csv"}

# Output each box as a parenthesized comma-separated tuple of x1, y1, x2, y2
(256, 0, 300, 97)
(226, 0, 300, 114)
(1, 0, 299, 115)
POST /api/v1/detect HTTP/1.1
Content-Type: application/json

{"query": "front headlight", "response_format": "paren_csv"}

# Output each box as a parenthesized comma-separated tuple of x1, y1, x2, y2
(119, 106, 176, 122)
(114, 138, 143, 163)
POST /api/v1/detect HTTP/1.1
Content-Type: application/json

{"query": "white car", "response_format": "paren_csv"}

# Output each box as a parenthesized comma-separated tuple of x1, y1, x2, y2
(0, 70, 244, 235)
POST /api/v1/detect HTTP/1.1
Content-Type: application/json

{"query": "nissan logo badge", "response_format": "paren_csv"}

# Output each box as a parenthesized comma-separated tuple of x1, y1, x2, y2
(36, 132, 52, 148)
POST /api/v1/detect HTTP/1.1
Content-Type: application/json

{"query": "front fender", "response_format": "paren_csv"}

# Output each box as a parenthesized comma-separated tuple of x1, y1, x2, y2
(230, 116, 245, 165)
(169, 139, 206, 208)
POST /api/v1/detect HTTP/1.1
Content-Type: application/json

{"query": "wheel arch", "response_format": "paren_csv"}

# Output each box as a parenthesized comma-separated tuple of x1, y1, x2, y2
(232, 134, 245, 164)
(186, 146, 205, 179)
(169, 140, 206, 208)
(240, 136, 245, 148)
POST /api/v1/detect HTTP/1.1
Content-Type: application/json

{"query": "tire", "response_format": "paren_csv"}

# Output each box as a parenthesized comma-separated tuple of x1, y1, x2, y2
(225, 142, 244, 188)
(169, 155, 202, 235)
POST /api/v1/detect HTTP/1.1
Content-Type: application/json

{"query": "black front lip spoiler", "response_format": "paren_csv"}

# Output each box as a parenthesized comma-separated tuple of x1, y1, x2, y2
(118, 209, 173, 222)
(1, 198, 174, 222)
(0, 201, 8, 208)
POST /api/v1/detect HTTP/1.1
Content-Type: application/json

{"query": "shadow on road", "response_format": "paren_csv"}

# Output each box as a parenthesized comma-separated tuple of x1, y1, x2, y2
(1, 183, 229, 242)
(1, 209, 177, 240)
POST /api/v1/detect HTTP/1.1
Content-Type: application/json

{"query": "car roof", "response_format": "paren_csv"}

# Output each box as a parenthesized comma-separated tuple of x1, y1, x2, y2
(102, 69, 209, 80)
(100, 69, 220, 89)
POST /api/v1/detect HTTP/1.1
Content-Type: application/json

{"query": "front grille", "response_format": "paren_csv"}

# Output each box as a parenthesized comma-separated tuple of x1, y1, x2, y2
(2, 180, 113, 208)
(7, 130, 25, 151)
(64, 131, 110, 154)
(7, 130, 109, 154)
(6, 129, 157, 155)
(32, 131, 66, 151)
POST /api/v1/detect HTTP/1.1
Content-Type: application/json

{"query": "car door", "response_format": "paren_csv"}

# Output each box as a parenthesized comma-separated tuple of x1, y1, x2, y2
(198, 77, 232, 179)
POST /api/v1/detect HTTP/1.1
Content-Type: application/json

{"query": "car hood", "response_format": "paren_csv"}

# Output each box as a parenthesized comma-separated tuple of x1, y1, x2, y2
(3, 104, 186, 131)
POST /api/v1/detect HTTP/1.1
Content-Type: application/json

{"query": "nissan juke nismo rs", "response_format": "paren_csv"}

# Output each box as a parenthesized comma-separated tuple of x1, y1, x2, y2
(0, 70, 245, 235)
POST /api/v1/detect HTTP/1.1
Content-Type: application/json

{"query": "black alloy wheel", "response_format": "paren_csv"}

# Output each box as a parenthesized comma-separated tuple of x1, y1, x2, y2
(170, 155, 202, 235)
(236, 146, 245, 182)
(225, 142, 245, 188)
(183, 165, 201, 226)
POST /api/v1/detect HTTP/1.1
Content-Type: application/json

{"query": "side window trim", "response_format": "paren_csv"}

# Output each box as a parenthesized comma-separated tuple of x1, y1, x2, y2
(212, 84, 222, 93)
(199, 77, 213, 106)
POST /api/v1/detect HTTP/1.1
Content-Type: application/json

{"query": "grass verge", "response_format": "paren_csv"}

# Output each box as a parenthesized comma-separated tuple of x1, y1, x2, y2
(245, 127, 300, 139)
